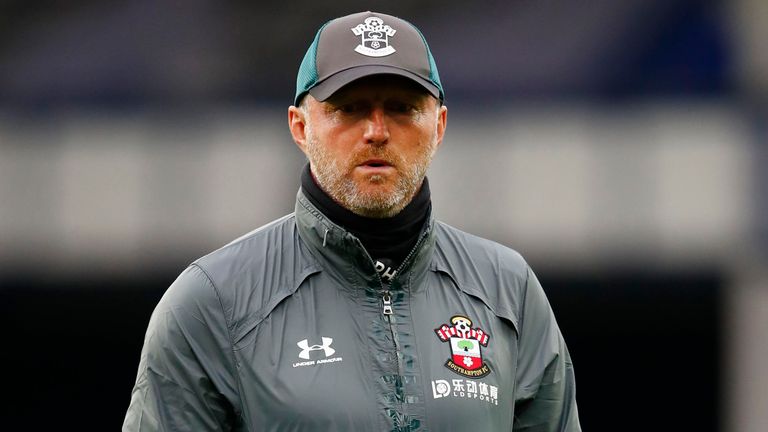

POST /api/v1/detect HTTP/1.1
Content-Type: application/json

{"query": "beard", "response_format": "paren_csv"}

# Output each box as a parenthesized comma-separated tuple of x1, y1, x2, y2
(304, 127, 437, 218)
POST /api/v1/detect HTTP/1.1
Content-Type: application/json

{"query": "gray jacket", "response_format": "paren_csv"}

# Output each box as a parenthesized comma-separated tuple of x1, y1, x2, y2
(123, 190, 580, 431)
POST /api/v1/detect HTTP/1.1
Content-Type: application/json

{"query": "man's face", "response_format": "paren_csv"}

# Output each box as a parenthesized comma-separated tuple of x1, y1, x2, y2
(289, 75, 447, 218)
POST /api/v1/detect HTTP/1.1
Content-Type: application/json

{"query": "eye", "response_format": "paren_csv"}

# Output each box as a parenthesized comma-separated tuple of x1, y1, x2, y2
(339, 103, 357, 113)
(335, 102, 371, 115)
(386, 101, 415, 114)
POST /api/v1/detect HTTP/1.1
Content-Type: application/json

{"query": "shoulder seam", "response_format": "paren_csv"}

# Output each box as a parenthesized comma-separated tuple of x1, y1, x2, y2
(198, 213, 296, 263)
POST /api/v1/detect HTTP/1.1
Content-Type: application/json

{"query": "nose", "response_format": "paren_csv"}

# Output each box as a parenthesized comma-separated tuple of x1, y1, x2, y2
(363, 107, 390, 146)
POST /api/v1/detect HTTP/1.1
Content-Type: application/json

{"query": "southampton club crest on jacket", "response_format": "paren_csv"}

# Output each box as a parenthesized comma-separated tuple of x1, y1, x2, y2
(435, 315, 491, 378)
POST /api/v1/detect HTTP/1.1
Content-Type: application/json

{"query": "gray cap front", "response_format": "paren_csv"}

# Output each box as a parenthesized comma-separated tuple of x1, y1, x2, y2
(294, 11, 444, 105)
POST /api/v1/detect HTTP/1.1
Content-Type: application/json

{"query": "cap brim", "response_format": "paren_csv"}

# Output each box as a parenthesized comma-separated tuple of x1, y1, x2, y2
(308, 65, 441, 102)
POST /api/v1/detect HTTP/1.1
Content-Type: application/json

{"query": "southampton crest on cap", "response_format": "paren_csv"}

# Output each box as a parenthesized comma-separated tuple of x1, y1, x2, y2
(435, 315, 491, 378)
(351, 16, 396, 57)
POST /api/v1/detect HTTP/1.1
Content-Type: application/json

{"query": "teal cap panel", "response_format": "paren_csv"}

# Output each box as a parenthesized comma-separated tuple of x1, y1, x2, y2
(294, 23, 328, 105)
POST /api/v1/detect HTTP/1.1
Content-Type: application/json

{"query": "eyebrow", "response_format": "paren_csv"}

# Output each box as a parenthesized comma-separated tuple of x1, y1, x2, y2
(328, 90, 430, 105)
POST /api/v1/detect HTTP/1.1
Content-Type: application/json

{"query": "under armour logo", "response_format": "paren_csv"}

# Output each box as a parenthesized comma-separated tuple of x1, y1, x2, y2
(297, 337, 335, 360)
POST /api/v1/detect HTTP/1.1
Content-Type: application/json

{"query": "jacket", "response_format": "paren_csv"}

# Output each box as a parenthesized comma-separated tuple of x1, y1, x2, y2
(123, 189, 581, 431)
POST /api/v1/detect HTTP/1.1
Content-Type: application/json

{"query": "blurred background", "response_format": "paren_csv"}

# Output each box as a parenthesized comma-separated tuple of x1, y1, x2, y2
(1, 0, 766, 430)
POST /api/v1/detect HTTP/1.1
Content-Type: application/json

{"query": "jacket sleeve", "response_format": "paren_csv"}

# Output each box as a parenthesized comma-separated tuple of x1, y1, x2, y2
(512, 267, 581, 432)
(123, 264, 240, 431)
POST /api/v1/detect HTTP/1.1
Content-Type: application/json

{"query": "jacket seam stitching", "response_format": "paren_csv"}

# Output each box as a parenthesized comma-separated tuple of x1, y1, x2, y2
(189, 263, 243, 417)
(231, 264, 321, 346)
(297, 191, 334, 231)
(520, 266, 531, 335)
(134, 366, 150, 430)
(514, 266, 533, 397)
(432, 266, 517, 327)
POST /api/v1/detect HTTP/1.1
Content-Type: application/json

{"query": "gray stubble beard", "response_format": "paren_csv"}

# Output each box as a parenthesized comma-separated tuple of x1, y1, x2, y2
(304, 125, 436, 218)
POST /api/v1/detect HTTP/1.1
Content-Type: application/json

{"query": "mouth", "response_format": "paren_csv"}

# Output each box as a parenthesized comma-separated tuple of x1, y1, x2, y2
(360, 159, 391, 168)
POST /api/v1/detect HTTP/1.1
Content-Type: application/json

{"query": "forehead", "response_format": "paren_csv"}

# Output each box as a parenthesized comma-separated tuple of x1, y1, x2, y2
(325, 75, 433, 102)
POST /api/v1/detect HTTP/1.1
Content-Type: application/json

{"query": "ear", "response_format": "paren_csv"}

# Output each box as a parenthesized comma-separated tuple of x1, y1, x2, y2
(434, 104, 448, 149)
(288, 104, 309, 155)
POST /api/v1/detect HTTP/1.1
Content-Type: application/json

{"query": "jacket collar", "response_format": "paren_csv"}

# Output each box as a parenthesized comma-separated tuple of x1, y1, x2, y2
(294, 188, 436, 292)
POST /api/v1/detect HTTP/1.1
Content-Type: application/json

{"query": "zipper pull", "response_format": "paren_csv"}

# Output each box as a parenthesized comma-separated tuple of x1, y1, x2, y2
(382, 291, 393, 315)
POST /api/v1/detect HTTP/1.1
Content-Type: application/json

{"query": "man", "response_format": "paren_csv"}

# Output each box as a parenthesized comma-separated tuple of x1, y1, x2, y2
(124, 11, 580, 431)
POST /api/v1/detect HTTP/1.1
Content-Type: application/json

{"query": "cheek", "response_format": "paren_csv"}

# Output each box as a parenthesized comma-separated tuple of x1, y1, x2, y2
(307, 126, 346, 155)
(414, 128, 440, 158)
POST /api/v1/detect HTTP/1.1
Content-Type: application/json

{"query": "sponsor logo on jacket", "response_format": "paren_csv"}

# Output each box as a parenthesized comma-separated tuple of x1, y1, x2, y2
(431, 378, 499, 405)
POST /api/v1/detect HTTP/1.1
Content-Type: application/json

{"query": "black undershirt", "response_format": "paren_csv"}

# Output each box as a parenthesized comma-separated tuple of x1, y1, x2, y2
(300, 163, 430, 281)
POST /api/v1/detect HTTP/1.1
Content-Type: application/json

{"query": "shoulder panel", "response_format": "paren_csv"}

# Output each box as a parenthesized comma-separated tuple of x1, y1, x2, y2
(193, 213, 321, 343)
(431, 221, 529, 331)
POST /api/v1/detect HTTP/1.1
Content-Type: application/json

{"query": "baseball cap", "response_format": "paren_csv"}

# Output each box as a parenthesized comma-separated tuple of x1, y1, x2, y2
(294, 11, 444, 105)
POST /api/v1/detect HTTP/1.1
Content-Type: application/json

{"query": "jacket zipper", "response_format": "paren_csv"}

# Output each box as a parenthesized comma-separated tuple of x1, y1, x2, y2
(382, 292, 393, 315)
(377, 228, 430, 429)
(378, 227, 429, 316)
(382, 294, 407, 429)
